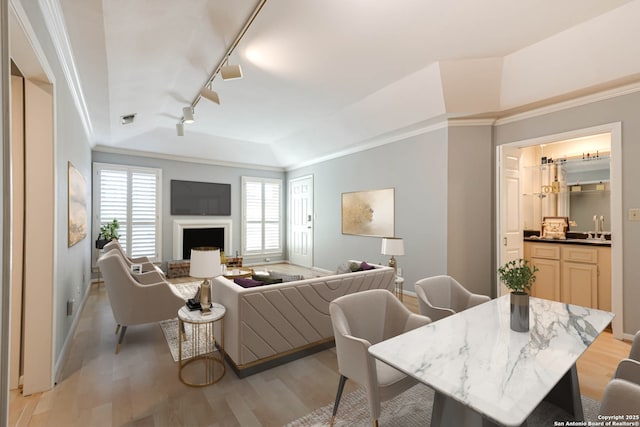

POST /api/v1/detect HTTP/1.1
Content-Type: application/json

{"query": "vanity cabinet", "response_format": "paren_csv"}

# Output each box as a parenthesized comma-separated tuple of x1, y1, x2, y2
(523, 241, 611, 310)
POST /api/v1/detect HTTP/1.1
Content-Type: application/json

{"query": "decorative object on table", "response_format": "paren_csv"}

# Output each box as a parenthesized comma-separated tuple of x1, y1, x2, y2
(68, 161, 88, 247)
(381, 237, 404, 275)
(188, 247, 222, 315)
(341, 188, 394, 237)
(498, 258, 538, 332)
(541, 216, 569, 240)
(96, 218, 120, 249)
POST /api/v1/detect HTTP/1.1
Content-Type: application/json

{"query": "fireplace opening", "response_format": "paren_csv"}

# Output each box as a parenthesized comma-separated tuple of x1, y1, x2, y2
(182, 228, 225, 259)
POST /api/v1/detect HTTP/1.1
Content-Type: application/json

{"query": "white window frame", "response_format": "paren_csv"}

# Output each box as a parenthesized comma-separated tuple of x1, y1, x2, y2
(92, 162, 162, 263)
(241, 176, 283, 256)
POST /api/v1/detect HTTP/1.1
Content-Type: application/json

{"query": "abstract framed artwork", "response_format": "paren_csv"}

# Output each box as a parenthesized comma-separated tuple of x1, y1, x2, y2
(68, 161, 88, 247)
(341, 188, 394, 237)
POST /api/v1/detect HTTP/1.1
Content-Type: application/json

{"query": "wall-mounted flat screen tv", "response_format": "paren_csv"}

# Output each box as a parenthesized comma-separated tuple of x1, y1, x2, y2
(170, 180, 231, 216)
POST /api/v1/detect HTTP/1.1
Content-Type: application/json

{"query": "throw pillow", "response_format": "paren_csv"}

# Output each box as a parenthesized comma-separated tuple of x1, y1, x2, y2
(268, 271, 304, 282)
(336, 261, 352, 274)
(360, 261, 375, 271)
(251, 274, 283, 285)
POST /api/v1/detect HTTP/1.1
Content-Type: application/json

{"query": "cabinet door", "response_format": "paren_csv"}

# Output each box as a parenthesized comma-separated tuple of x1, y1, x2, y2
(530, 258, 560, 301)
(562, 262, 598, 308)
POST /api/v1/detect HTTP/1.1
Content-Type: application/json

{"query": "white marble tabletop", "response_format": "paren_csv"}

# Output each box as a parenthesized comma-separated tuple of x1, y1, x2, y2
(178, 302, 225, 323)
(369, 295, 614, 426)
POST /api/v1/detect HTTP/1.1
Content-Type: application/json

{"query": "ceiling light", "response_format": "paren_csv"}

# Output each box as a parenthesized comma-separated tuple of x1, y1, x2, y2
(176, 122, 184, 136)
(200, 87, 220, 105)
(221, 64, 243, 80)
(182, 107, 194, 123)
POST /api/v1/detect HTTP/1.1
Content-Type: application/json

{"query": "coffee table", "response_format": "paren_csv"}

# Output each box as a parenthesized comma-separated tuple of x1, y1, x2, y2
(223, 269, 253, 279)
(369, 295, 614, 426)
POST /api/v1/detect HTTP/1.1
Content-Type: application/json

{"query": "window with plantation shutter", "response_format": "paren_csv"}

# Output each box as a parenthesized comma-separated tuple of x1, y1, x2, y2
(241, 177, 282, 255)
(93, 163, 162, 262)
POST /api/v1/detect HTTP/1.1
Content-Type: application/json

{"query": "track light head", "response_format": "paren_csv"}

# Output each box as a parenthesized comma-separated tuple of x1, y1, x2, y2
(200, 87, 220, 105)
(176, 122, 184, 136)
(221, 64, 243, 80)
(182, 106, 194, 123)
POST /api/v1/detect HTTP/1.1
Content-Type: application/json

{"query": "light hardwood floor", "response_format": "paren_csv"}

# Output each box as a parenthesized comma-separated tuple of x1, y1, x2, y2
(9, 264, 632, 426)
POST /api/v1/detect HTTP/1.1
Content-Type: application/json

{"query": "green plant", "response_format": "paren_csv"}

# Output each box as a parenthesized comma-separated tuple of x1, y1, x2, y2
(99, 218, 120, 241)
(498, 258, 538, 294)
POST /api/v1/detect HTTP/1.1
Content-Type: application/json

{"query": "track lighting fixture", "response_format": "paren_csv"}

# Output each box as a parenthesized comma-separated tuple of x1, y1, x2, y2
(176, 122, 184, 137)
(200, 86, 220, 105)
(182, 106, 194, 123)
(221, 64, 243, 80)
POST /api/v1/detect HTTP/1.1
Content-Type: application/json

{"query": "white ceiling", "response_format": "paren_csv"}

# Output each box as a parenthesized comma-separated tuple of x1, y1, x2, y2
(55, 0, 640, 169)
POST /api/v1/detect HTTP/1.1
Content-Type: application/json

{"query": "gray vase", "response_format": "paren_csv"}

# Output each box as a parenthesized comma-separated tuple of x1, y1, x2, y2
(510, 292, 529, 332)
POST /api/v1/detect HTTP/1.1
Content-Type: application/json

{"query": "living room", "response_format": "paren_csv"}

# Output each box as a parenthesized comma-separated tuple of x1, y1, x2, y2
(3, 0, 640, 425)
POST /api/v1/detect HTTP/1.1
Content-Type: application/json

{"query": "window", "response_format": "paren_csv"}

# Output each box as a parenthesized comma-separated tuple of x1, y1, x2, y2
(93, 163, 161, 261)
(241, 176, 282, 255)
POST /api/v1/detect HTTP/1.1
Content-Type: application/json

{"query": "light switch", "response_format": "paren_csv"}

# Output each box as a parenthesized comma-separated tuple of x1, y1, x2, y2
(629, 208, 640, 221)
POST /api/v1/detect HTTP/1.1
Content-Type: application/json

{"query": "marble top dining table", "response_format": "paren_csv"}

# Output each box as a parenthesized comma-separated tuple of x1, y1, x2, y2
(369, 294, 614, 426)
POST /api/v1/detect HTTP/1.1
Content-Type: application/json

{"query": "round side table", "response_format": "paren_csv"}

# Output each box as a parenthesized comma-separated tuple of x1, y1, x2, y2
(178, 303, 226, 387)
(395, 277, 405, 301)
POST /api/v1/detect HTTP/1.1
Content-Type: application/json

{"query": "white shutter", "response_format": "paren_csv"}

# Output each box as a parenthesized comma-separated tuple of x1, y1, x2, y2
(242, 177, 282, 255)
(94, 163, 161, 262)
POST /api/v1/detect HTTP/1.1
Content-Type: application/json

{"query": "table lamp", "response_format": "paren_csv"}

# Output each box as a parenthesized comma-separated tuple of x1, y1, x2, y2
(190, 247, 222, 315)
(381, 237, 404, 275)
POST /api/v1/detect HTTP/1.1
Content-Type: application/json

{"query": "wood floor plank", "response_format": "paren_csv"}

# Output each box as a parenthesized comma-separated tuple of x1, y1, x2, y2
(8, 263, 632, 426)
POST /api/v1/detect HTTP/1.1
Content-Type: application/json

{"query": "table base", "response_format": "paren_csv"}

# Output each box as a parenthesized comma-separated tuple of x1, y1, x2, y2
(430, 364, 583, 427)
(179, 352, 226, 387)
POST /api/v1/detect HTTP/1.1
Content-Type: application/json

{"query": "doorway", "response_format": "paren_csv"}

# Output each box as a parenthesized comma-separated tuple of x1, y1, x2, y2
(288, 175, 314, 267)
(496, 123, 623, 339)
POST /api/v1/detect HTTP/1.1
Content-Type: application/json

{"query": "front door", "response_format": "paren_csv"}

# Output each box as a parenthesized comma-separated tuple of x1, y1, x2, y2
(289, 175, 313, 267)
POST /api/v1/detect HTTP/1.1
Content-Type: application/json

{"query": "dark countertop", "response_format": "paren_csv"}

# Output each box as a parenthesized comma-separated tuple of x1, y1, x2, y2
(523, 236, 611, 247)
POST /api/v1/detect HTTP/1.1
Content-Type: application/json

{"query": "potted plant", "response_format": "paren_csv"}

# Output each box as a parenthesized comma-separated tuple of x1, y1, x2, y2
(95, 219, 120, 249)
(498, 258, 538, 332)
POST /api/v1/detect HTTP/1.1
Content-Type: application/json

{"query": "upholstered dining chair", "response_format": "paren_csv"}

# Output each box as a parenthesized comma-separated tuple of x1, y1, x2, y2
(414, 275, 490, 322)
(600, 353, 640, 416)
(329, 289, 431, 426)
(97, 251, 185, 354)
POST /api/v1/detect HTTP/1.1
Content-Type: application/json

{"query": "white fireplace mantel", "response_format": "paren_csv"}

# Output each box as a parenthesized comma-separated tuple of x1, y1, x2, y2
(172, 219, 232, 260)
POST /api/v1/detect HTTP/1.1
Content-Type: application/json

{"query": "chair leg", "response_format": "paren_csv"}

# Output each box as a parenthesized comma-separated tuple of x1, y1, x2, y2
(330, 375, 348, 426)
(115, 325, 127, 354)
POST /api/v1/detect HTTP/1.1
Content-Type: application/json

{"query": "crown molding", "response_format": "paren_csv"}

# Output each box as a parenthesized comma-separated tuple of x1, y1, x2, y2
(38, 0, 93, 141)
(495, 81, 640, 126)
(92, 145, 285, 172)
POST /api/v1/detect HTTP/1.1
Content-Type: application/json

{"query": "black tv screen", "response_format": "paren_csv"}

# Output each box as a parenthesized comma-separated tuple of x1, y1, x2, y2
(170, 180, 231, 216)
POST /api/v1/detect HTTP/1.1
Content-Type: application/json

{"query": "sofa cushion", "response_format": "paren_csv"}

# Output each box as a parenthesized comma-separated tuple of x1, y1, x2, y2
(234, 278, 265, 288)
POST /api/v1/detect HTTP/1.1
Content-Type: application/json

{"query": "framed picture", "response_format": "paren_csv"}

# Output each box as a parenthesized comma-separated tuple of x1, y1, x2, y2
(341, 188, 394, 237)
(68, 162, 88, 247)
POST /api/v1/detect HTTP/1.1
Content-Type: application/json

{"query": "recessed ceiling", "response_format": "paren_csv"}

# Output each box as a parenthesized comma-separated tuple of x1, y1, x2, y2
(55, 0, 639, 169)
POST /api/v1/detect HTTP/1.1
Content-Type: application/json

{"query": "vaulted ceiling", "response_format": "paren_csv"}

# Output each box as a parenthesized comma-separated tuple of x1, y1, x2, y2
(56, 0, 640, 169)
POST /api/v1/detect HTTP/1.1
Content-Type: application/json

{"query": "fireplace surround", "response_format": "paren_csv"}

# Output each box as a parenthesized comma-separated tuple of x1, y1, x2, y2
(172, 219, 232, 260)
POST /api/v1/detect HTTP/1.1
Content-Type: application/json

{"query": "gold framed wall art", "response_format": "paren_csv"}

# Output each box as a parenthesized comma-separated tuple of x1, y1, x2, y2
(341, 188, 394, 237)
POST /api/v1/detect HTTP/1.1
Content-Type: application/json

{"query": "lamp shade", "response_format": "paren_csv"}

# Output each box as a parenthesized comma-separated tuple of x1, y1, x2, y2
(189, 247, 222, 278)
(381, 237, 404, 256)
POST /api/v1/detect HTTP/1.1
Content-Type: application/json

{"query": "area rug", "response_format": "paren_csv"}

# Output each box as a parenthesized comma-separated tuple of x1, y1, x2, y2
(285, 384, 600, 427)
(159, 281, 211, 362)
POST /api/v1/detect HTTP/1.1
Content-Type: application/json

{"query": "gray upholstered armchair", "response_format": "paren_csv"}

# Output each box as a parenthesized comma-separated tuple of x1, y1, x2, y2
(97, 251, 185, 354)
(414, 275, 490, 322)
(329, 289, 431, 426)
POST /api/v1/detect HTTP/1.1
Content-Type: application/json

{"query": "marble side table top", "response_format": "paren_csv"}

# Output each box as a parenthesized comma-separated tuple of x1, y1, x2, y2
(369, 295, 614, 426)
(178, 303, 225, 323)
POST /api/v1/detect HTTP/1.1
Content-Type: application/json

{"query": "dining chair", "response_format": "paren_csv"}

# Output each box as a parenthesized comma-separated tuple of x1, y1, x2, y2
(600, 355, 640, 415)
(414, 275, 490, 321)
(97, 251, 185, 353)
(329, 289, 431, 427)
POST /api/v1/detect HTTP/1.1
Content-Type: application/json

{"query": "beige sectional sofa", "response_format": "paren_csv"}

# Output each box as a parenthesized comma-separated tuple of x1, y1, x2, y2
(214, 262, 395, 377)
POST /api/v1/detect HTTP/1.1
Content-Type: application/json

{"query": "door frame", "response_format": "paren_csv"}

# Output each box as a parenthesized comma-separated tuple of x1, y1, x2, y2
(496, 122, 623, 339)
